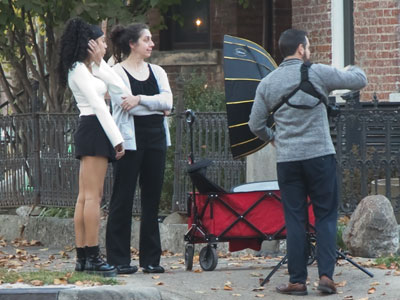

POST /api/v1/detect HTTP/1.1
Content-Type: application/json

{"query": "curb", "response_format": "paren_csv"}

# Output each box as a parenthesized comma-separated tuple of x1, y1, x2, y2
(0, 287, 70, 300)
(0, 286, 162, 300)
(58, 286, 162, 300)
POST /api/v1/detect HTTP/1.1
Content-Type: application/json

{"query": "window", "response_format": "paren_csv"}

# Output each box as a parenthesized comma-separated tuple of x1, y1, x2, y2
(160, 0, 210, 50)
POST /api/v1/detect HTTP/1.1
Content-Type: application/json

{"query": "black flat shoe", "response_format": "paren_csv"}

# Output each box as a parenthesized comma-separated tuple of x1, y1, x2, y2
(142, 265, 165, 273)
(116, 265, 138, 274)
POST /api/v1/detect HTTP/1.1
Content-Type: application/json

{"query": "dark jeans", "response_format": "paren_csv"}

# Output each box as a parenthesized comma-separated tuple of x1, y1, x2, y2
(106, 123, 166, 267)
(277, 154, 338, 284)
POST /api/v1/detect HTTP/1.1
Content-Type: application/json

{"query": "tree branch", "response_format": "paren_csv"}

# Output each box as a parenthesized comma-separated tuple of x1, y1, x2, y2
(27, 11, 45, 80)
(0, 64, 22, 113)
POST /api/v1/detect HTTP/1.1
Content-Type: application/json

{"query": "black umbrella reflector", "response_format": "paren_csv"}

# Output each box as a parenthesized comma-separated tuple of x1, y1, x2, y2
(223, 35, 277, 159)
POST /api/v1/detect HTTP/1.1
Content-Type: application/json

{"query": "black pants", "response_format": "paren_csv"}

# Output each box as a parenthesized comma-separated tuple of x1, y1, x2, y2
(277, 154, 338, 284)
(106, 119, 166, 267)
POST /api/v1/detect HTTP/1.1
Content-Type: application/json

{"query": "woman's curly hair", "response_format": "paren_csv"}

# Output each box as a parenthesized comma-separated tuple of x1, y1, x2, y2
(57, 17, 92, 88)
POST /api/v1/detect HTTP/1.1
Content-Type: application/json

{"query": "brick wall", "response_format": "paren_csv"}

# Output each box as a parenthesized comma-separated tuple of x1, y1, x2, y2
(292, 0, 332, 64)
(291, 0, 400, 101)
(353, 0, 400, 101)
(273, 0, 292, 63)
(210, 0, 238, 48)
(236, 1, 264, 46)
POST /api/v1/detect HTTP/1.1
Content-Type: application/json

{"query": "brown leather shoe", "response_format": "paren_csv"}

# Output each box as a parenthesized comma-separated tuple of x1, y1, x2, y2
(317, 275, 337, 294)
(276, 282, 307, 295)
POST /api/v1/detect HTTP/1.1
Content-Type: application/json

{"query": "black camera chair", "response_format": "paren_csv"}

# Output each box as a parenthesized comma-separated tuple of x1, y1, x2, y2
(187, 159, 226, 194)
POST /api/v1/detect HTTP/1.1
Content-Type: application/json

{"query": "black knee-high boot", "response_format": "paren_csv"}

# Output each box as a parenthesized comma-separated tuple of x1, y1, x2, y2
(75, 247, 86, 272)
(85, 245, 117, 277)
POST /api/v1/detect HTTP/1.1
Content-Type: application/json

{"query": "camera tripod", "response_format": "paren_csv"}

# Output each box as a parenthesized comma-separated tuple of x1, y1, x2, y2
(260, 223, 374, 286)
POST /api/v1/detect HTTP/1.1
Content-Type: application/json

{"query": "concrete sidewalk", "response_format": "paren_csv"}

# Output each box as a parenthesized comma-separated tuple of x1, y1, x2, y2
(1, 243, 399, 300)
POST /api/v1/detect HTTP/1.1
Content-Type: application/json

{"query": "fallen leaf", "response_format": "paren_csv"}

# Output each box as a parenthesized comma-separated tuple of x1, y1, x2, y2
(370, 281, 380, 286)
(16, 249, 27, 255)
(252, 287, 265, 292)
(75, 281, 84, 286)
(343, 296, 353, 300)
(195, 291, 205, 294)
(393, 271, 400, 276)
(232, 293, 241, 296)
(59, 251, 69, 258)
(367, 287, 376, 294)
(255, 294, 265, 298)
(30, 280, 43, 286)
(64, 245, 75, 252)
(336, 280, 347, 287)
(377, 264, 387, 269)
(193, 269, 203, 273)
(211, 287, 219, 290)
(224, 285, 233, 290)
(156, 282, 164, 285)
(39, 248, 49, 251)
(54, 278, 68, 285)
(152, 275, 160, 280)
(358, 298, 369, 300)
(250, 273, 263, 277)
(170, 266, 180, 269)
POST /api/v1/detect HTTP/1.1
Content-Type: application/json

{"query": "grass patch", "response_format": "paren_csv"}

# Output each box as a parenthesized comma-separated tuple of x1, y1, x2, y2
(336, 216, 349, 251)
(38, 207, 75, 218)
(0, 268, 119, 285)
(375, 255, 400, 269)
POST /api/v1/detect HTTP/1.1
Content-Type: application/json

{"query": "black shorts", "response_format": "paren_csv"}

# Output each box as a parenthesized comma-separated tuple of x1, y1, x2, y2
(74, 115, 116, 162)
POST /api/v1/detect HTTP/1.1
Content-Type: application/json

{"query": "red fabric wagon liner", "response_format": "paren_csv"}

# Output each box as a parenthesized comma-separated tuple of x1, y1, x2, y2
(187, 190, 315, 251)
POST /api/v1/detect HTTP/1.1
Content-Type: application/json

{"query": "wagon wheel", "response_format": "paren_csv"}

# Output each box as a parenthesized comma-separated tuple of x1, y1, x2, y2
(199, 245, 218, 271)
(185, 243, 194, 271)
(307, 242, 316, 265)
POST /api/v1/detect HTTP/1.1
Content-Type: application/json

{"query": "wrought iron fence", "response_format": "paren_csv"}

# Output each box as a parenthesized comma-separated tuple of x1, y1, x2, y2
(0, 113, 119, 209)
(1, 92, 400, 222)
(333, 92, 400, 220)
(172, 112, 246, 212)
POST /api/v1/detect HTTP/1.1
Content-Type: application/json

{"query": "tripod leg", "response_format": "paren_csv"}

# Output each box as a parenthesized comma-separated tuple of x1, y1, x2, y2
(336, 250, 374, 278)
(260, 255, 288, 286)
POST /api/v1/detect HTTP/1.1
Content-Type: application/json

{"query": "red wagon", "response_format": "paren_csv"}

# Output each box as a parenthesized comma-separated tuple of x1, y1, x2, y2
(183, 160, 316, 271)
(182, 110, 316, 272)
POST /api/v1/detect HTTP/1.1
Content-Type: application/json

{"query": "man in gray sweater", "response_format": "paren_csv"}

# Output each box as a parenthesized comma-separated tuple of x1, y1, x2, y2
(249, 29, 367, 296)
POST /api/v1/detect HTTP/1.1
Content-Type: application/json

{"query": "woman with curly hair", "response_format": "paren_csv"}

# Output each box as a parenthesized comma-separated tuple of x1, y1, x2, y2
(105, 23, 172, 275)
(58, 17, 137, 277)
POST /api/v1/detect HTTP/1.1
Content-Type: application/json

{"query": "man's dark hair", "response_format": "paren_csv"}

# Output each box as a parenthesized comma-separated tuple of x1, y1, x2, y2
(278, 29, 308, 58)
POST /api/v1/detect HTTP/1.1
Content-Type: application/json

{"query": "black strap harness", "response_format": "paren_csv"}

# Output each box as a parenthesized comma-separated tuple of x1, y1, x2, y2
(266, 62, 328, 128)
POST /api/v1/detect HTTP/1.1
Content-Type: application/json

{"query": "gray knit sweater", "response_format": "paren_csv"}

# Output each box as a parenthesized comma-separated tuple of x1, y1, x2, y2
(248, 59, 367, 163)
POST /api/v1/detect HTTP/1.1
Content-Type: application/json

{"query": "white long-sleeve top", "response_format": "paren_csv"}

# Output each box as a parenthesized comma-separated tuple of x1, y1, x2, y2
(68, 61, 126, 147)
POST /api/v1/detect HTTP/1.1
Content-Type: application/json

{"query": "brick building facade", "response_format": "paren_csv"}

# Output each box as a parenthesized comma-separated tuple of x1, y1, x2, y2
(147, 0, 399, 102)
(292, 0, 400, 101)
